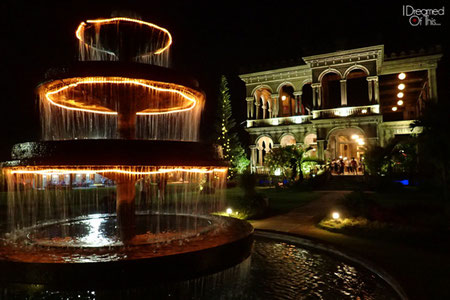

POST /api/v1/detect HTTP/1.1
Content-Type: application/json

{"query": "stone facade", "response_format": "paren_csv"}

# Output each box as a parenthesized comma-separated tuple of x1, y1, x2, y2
(239, 45, 442, 173)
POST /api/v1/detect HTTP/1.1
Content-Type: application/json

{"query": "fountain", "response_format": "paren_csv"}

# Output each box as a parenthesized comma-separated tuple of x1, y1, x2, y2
(0, 16, 253, 286)
(0, 16, 405, 299)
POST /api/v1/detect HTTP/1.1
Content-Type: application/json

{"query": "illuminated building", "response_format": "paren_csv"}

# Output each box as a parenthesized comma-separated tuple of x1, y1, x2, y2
(240, 45, 442, 173)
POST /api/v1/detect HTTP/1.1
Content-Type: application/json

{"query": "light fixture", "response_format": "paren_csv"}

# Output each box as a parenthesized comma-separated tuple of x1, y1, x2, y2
(392, 106, 398, 111)
(361, 109, 367, 114)
(398, 83, 405, 90)
(397, 92, 404, 98)
(351, 134, 359, 140)
(332, 212, 340, 220)
(357, 139, 365, 145)
(397, 100, 404, 106)
(281, 95, 287, 101)
(226, 208, 233, 215)
(398, 73, 406, 80)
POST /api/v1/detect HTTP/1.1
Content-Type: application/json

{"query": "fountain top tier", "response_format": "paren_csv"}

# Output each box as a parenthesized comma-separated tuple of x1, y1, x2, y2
(39, 17, 203, 140)
(76, 17, 172, 63)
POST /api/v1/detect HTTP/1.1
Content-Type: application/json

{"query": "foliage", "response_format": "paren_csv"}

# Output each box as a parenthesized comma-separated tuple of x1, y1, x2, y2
(214, 75, 249, 178)
(411, 100, 450, 199)
(264, 145, 321, 180)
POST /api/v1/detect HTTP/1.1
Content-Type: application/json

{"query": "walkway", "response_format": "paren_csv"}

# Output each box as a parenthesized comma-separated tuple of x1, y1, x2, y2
(250, 191, 450, 300)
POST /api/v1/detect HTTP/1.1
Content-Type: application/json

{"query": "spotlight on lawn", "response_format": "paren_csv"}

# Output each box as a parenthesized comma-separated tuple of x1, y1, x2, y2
(332, 211, 340, 220)
(226, 208, 233, 215)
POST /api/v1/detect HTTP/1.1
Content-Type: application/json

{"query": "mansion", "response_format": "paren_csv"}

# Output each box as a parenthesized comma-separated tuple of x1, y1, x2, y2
(239, 45, 442, 173)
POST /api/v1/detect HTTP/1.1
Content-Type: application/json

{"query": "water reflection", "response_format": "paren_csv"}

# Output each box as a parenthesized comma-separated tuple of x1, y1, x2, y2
(0, 237, 400, 299)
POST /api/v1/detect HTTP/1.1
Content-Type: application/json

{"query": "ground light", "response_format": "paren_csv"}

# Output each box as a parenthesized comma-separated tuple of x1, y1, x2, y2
(332, 212, 340, 220)
(226, 208, 233, 215)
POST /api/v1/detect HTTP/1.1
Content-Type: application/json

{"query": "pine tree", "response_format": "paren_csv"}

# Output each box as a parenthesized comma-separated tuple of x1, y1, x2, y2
(215, 76, 249, 179)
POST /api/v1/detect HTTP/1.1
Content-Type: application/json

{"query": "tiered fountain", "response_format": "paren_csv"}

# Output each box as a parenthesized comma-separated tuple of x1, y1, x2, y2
(0, 16, 253, 286)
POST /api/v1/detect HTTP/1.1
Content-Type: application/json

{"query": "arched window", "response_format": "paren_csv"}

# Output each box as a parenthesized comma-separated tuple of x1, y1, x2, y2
(301, 83, 313, 114)
(257, 136, 273, 166)
(346, 69, 369, 106)
(280, 134, 296, 147)
(279, 85, 295, 117)
(321, 73, 341, 109)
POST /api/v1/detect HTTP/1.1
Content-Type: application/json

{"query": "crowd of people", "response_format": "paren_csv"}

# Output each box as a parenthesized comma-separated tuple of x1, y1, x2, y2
(330, 157, 364, 175)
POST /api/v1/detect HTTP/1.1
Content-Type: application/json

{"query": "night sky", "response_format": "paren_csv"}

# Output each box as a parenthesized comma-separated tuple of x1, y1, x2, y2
(1, 0, 448, 160)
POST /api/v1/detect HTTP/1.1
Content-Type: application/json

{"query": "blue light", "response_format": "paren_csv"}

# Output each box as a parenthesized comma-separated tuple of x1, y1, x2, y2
(395, 179, 409, 186)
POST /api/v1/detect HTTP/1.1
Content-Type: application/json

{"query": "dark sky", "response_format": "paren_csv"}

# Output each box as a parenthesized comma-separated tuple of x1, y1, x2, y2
(1, 0, 448, 159)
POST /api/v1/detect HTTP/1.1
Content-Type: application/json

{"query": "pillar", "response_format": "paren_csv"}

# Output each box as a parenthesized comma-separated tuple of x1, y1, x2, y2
(340, 79, 347, 106)
(116, 179, 136, 243)
(246, 97, 254, 119)
(428, 68, 438, 102)
(317, 140, 325, 161)
(255, 99, 260, 119)
(294, 91, 303, 115)
(317, 85, 322, 109)
(373, 77, 380, 103)
(367, 77, 374, 103)
(311, 84, 319, 109)
(271, 93, 279, 118)
(250, 146, 257, 173)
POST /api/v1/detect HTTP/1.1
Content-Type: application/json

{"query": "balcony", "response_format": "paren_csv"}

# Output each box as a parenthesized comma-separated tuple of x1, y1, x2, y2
(247, 115, 312, 128)
(312, 104, 379, 119)
(246, 104, 380, 128)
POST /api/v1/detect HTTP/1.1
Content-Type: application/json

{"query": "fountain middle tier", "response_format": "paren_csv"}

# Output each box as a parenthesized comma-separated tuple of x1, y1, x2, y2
(38, 62, 204, 140)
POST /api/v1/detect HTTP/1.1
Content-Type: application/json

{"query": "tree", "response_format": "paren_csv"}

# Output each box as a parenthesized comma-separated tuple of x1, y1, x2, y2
(214, 76, 249, 178)
(412, 100, 450, 200)
(264, 145, 317, 180)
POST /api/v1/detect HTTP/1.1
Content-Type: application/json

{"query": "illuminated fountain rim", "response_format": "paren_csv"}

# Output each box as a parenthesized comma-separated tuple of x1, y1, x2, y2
(0, 216, 253, 286)
(38, 76, 203, 115)
(76, 17, 172, 58)
(4, 140, 228, 168)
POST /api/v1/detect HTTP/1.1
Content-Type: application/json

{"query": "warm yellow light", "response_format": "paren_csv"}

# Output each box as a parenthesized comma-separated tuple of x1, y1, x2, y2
(357, 139, 365, 146)
(351, 134, 359, 140)
(44, 77, 198, 116)
(398, 73, 406, 80)
(76, 17, 172, 55)
(398, 84, 405, 90)
(10, 167, 227, 176)
(397, 92, 404, 98)
(361, 109, 367, 114)
(332, 212, 340, 220)
(281, 95, 287, 101)
(397, 100, 404, 106)
(392, 106, 398, 111)
(226, 208, 233, 215)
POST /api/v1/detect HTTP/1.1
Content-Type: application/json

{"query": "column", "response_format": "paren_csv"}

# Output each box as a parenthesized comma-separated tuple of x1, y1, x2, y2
(271, 93, 279, 117)
(340, 79, 347, 106)
(246, 97, 254, 119)
(311, 83, 319, 109)
(428, 68, 438, 102)
(317, 85, 322, 109)
(366, 77, 374, 103)
(294, 91, 303, 115)
(255, 98, 260, 119)
(317, 140, 325, 161)
(250, 146, 257, 173)
(373, 76, 380, 103)
(262, 100, 267, 119)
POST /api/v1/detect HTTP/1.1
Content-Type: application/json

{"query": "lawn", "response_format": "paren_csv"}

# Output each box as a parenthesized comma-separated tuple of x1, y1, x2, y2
(317, 188, 450, 250)
(224, 186, 320, 219)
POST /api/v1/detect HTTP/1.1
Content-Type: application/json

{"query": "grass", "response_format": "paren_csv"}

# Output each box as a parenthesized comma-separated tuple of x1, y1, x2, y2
(317, 188, 450, 250)
(223, 186, 320, 220)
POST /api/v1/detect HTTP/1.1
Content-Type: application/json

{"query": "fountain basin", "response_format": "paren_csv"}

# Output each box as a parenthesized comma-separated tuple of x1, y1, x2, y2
(0, 215, 253, 286)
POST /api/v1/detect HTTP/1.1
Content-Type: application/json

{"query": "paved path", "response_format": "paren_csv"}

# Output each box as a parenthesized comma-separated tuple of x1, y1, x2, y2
(250, 191, 450, 300)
